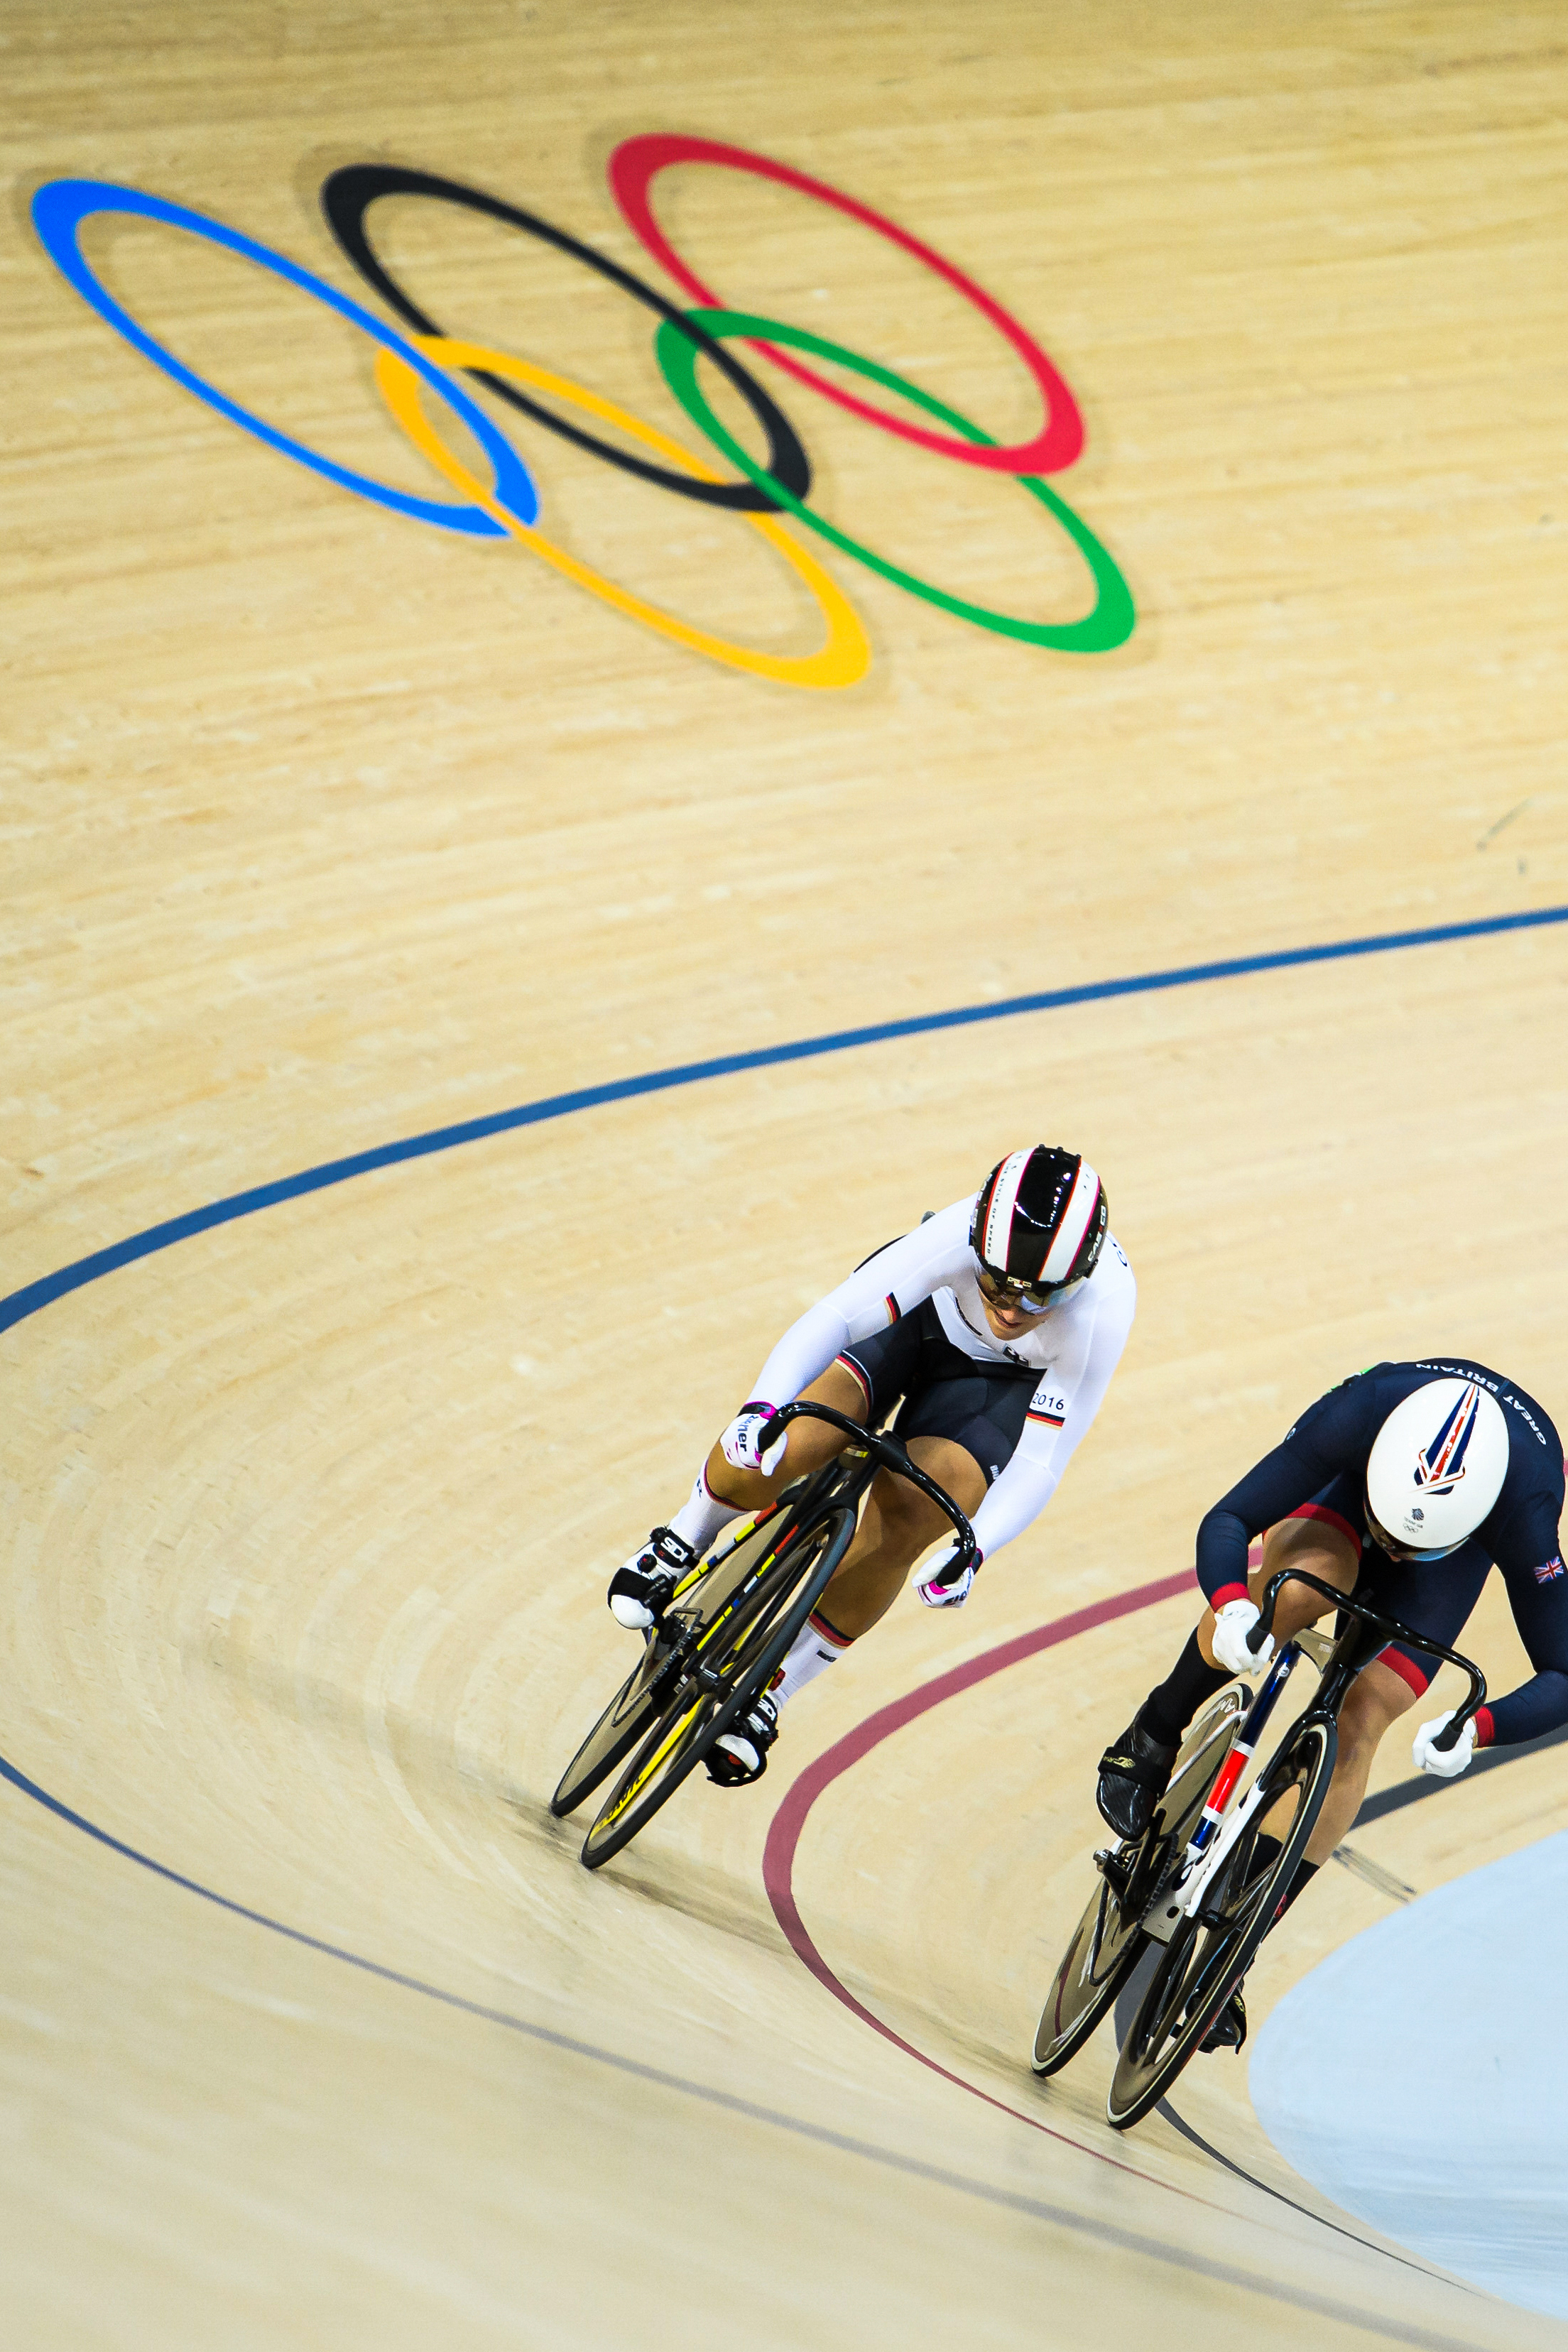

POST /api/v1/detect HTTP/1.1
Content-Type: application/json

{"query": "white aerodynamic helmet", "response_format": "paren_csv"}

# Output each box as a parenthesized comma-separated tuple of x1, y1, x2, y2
(1364, 1378, 1509, 1562)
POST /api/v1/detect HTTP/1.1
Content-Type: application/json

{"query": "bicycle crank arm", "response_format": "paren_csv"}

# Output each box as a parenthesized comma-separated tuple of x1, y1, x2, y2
(648, 1623, 697, 1675)
(1141, 1779, 1271, 1943)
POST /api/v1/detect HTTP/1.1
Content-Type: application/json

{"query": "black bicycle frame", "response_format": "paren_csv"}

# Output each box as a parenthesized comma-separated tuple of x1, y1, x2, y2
(647, 1398, 975, 1688)
(762, 1399, 979, 1570)
(1247, 1564, 1487, 1746)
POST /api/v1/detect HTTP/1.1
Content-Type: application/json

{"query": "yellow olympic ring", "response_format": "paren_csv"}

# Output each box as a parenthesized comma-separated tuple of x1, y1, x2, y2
(372, 335, 870, 690)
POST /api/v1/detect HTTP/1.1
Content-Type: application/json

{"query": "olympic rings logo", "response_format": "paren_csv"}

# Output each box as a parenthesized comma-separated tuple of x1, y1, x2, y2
(32, 137, 1134, 692)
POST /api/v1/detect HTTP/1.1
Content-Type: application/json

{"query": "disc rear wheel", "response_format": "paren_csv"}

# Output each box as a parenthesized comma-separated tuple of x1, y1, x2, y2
(1032, 1870, 1143, 2076)
(550, 1635, 682, 1818)
(1030, 1688, 1245, 2077)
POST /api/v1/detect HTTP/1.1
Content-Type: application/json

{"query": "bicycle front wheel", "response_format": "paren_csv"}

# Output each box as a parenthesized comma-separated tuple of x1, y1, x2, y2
(1106, 1715, 1335, 2130)
(579, 1501, 856, 1870)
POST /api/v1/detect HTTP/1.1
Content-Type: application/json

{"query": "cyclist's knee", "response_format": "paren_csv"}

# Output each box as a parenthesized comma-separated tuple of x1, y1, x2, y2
(761, 1366, 869, 1484)
(866, 1464, 939, 1551)
(703, 1446, 757, 1508)
(1260, 1515, 1359, 1586)
(802, 1362, 871, 1423)
(868, 1461, 917, 1522)
(1342, 1657, 1420, 1748)
(903, 1434, 987, 1518)
(1251, 1517, 1358, 1626)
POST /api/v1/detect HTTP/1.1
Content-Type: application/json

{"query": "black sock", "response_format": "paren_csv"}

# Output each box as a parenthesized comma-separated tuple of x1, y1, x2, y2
(1253, 1836, 1319, 1923)
(1283, 1857, 1319, 1912)
(1142, 1630, 1231, 1748)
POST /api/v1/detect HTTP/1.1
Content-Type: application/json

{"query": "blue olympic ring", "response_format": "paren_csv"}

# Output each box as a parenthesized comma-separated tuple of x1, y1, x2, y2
(31, 179, 539, 535)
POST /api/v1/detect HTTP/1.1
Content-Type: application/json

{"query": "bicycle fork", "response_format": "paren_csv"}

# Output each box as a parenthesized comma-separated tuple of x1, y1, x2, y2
(1143, 1641, 1302, 1943)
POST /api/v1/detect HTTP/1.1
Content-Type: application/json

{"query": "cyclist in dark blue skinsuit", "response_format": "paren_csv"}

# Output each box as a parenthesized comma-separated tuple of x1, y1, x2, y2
(1095, 1358, 1566, 2049)
(1192, 1359, 1566, 1736)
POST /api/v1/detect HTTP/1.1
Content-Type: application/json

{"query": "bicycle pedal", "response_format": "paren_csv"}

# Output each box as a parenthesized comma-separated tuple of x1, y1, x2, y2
(1097, 1846, 1135, 1902)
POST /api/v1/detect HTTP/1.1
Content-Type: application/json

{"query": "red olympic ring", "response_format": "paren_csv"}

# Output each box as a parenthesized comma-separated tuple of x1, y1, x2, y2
(608, 132, 1084, 477)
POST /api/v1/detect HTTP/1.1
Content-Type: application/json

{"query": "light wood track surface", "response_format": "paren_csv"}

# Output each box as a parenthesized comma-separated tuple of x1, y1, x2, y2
(4, 3, 1567, 2345)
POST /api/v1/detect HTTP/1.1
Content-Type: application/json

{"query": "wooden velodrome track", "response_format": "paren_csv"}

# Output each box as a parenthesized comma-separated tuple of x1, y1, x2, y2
(6, 2, 1567, 2343)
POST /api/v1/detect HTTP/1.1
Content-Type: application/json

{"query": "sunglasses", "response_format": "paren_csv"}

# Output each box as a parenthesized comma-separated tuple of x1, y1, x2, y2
(976, 1265, 1060, 1315)
(1363, 1492, 1464, 1566)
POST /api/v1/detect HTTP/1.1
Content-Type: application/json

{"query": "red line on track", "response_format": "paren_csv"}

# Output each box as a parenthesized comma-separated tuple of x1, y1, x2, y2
(761, 1568, 1210, 2191)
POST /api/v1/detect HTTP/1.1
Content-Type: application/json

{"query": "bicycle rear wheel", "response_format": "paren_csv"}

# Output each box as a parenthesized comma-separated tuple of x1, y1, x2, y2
(1031, 1873, 1142, 2077)
(579, 1500, 856, 1870)
(1106, 1715, 1335, 2130)
(1030, 1688, 1245, 2077)
(550, 1639, 676, 1819)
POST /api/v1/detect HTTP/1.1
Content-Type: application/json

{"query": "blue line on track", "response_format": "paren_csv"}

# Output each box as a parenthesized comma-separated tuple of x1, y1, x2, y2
(3, 901, 1565, 1341)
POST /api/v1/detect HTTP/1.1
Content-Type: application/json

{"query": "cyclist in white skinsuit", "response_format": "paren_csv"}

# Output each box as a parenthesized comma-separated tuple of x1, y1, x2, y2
(608, 1147, 1137, 1784)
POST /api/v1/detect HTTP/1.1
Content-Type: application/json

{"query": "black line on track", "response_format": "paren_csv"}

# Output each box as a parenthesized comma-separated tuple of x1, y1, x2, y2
(1354, 1721, 1568, 1826)
(1109, 1964, 1458, 2285)
(1162, 2085, 1469, 2294)
(0, 1747, 1487, 2350)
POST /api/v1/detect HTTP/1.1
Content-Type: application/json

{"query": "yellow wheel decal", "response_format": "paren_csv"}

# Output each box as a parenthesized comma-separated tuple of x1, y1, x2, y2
(673, 1515, 757, 1599)
(597, 1698, 704, 1828)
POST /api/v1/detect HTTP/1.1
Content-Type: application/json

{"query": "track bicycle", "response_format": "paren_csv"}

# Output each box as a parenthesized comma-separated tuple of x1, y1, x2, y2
(552, 1400, 976, 1871)
(1031, 1566, 1485, 2130)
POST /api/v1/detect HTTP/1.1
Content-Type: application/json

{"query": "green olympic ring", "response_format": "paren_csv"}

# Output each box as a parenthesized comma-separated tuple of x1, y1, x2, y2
(655, 308, 1135, 653)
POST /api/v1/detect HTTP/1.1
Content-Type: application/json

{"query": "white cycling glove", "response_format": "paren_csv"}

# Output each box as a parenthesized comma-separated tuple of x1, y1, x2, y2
(1212, 1597, 1275, 1677)
(1412, 1709, 1477, 1780)
(914, 1540, 980, 1608)
(720, 1402, 788, 1476)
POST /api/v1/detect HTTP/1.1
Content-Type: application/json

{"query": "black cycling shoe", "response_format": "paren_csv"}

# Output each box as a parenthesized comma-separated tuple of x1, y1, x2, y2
(1096, 1711, 1179, 1841)
(1199, 1982, 1248, 2054)
(607, 1526, 697, 1628)
(705, 1690, 779, 1787)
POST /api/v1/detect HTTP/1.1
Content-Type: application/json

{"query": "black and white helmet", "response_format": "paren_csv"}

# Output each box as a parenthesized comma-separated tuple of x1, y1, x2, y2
(970, 1146, 1106, 1298)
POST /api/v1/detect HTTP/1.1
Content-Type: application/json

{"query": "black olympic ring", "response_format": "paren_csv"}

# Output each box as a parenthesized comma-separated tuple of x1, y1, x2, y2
(321, 164, 811, 515)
